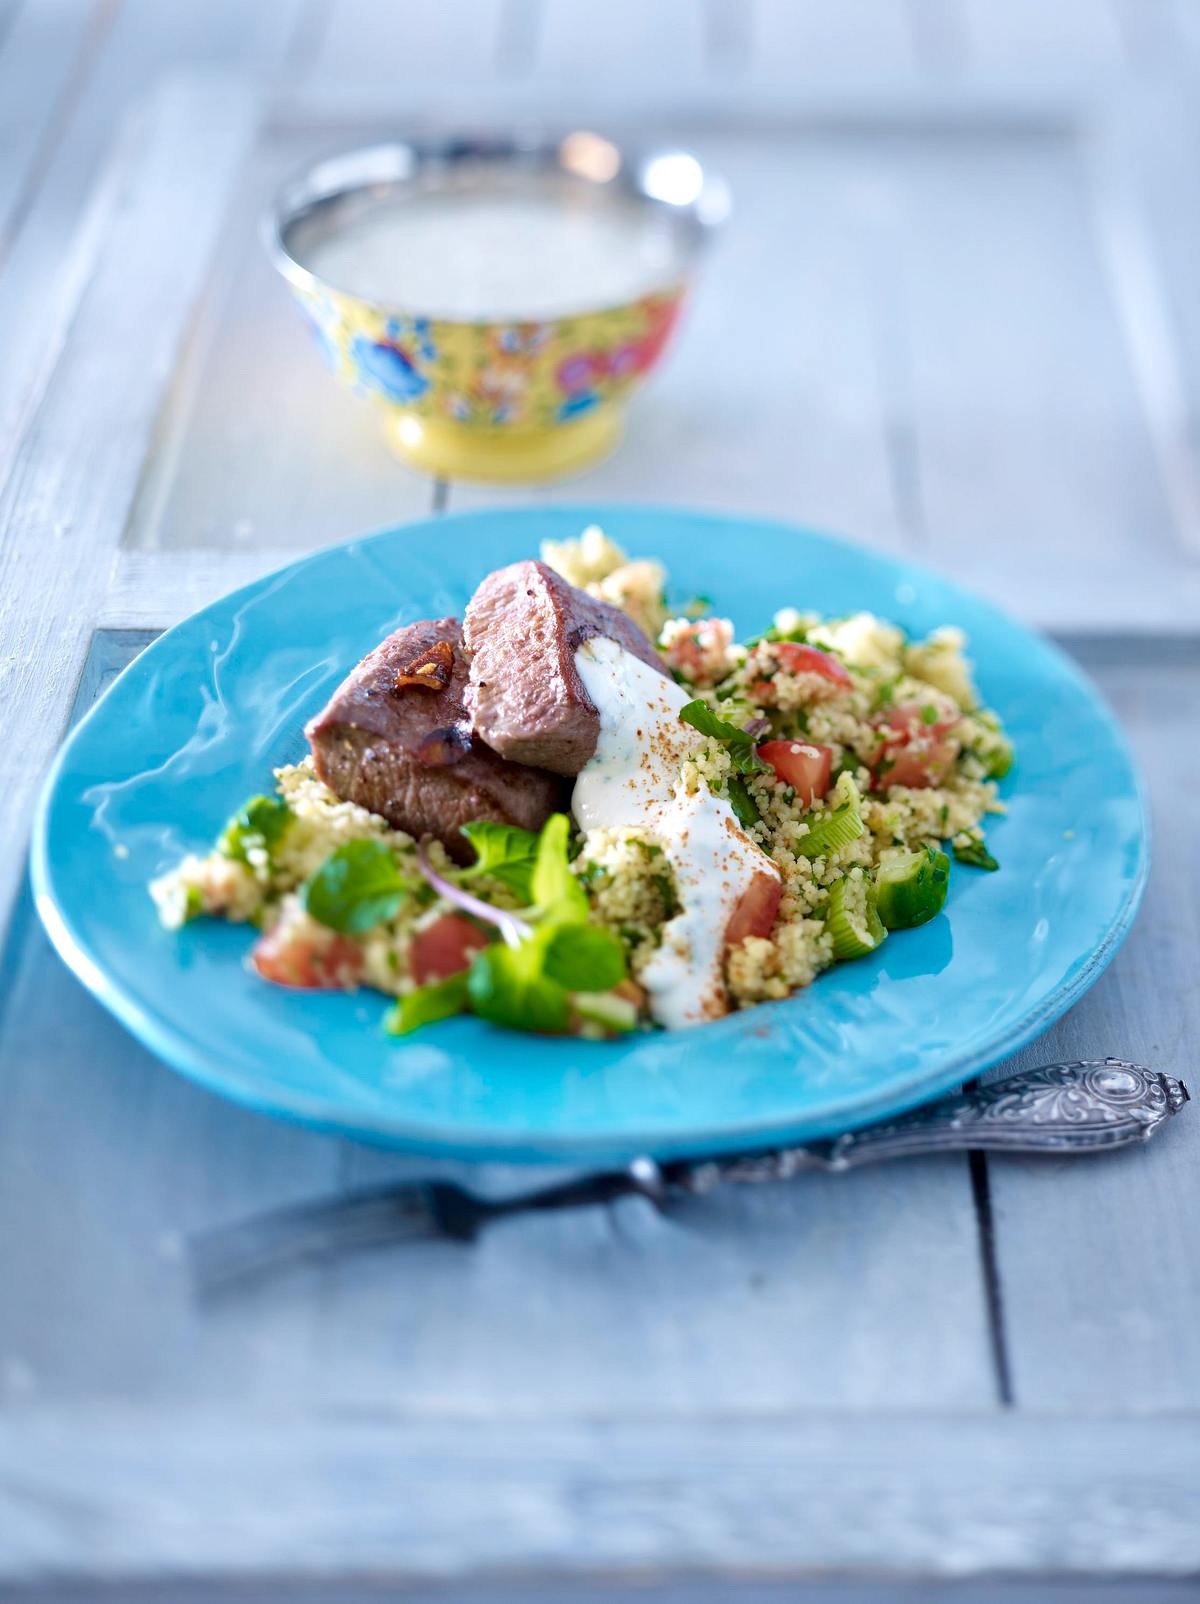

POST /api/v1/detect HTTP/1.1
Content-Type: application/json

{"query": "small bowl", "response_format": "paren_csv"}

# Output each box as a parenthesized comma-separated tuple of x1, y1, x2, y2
(265, 132, 728, 483)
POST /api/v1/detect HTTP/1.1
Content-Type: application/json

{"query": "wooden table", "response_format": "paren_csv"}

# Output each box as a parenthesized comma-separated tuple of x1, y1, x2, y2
(2, 3, 1198, 1597)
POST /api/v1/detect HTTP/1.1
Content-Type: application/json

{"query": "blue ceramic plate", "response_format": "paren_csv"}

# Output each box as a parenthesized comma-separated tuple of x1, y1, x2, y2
(32, 507, 1148, 1162)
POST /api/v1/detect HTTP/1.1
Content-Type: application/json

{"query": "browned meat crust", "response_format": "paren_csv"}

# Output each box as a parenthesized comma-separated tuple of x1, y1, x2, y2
(463, 559, 669, 775)
(306, 617, 567, 863)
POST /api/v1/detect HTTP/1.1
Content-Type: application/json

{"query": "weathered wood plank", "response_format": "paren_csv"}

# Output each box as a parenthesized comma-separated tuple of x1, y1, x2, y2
(960, 0, 1125, 72)
(747, 0, 917, 82)
(983, 642, 1200, 1410)
(0, 0, 101, 260)
(123, 122, 439, 555)
(2, 1411, 1197, 1578)
(448, 126, 907, 550)
(878, 118, 1200, 622)
(0, 79, 260, 948)
(302, 0, 511, 86)
(0, 0, 303, 501)
(534, 0, 711, 90)
(5, 1580, 1199, 1604)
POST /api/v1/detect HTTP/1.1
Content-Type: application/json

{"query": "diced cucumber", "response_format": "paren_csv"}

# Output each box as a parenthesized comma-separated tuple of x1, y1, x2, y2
(875, 847, 950, 929)
(825, 876, 887, 961)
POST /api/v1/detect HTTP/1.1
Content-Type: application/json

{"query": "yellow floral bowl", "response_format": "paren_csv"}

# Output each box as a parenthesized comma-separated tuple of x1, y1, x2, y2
(265, 134, 728, 482)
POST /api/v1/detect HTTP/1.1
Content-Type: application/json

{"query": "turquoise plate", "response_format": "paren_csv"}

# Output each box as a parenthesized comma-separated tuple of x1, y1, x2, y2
(31, 508, 1149, 1163)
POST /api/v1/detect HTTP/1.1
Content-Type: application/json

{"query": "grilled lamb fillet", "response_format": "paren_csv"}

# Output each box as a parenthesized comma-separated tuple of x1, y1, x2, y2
(463, 559, 670, 774)
(305, 617, 566, 863)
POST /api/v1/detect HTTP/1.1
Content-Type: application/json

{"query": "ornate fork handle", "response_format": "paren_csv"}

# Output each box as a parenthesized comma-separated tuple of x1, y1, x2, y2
(684, 1061, 1188, 1189)
(191, 1061, 1188, 1290)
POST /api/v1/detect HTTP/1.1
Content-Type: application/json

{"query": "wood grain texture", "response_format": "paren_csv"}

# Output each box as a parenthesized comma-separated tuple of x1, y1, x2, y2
(981, 641, 1200, 1410)
(0, 0, 303, 498)
(0, 0, 102, 260)
(0, 79, 259, 950)
(2, 1411, 1197, 1578)
(123, 122, 438, 555)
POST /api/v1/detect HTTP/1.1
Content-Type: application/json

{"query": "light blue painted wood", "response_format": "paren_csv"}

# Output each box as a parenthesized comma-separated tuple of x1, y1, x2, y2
(0, 0, 305, 499)
(123, 121, 439, 554)
(982, 640, 1200, 1409)
(0, 0, 99, 261)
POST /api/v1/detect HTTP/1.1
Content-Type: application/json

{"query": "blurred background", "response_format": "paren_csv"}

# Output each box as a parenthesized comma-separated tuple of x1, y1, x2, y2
(5, 0, 1197, 626)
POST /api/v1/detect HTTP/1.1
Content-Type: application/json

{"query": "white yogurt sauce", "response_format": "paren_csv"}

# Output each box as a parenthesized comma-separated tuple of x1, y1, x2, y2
(572, 636, 779, 1029)
(300, 191, 684, 320)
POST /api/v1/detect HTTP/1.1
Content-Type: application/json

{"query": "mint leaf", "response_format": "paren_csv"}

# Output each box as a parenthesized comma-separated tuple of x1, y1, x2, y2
(219, 794, 293, 864)
(531, 813, 588, 923)
(385, 972, 468, 1035)
(679, 700, 770, 775)
(467, 942, 570, 1034)
(303, 839, 412, 933)
(541, 922, 626, 992)
(459, 820, 538, 899)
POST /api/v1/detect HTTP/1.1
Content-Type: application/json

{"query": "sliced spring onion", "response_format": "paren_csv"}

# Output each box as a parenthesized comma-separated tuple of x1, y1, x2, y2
(797, 773, 864, 859)
(572, 991, 638, 1033)
(825, 875, 887, 961)
(875, 847, 950, 929)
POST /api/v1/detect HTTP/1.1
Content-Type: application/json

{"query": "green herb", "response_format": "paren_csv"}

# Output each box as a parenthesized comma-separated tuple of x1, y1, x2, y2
(541, 922, 626, 992)
(873, 678, 897, 710)
(651, 872, 679, 917)
(939, 804, 950, 830)
(302, 839, 413, 933)
(219, 794, 293, 864)
(466, 941, 570, 1034)
(726, 775, 762, 829)
(679, 699, 770, 775)
(921, 704, 940, 725)
(385, 972, 469, 1035)
(531, 813, 589, 923)
(954, 837, 999, 871)
(459, 820, 539, 900)
(683, 594, 713, 619)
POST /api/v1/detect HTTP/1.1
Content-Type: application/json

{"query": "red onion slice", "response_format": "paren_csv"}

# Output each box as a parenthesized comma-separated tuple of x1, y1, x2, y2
(416, 842, 531, 950)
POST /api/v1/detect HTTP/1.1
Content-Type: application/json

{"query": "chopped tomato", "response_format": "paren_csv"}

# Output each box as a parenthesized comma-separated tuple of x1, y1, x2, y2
(773, 642, 853, 689)
(252, 925, 364, 989)
(725, 870, 782, 948)
(873, 703, 960, 790)
(757, 740, 834, 805)
(411, 913, 490, 984)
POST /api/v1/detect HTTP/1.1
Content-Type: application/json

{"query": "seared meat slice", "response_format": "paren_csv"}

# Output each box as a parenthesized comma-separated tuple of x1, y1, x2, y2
(306, 617, 567, 863)
(463, 559, 669, 775)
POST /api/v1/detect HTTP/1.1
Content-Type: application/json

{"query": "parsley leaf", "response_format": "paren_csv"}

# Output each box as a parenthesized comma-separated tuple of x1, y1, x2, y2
(727, 775, 762, 829)
(385, 972, 469, 1035)
(303, 839, 413, 932)
(953, 838, 999, 871)
(459, 820, 539, 900)
(219, 794, 293, 864)
(679, 700, 770, 774)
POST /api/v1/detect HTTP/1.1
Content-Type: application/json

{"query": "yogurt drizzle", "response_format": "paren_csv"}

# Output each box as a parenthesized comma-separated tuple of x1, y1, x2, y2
(571, 637, 779, 1028)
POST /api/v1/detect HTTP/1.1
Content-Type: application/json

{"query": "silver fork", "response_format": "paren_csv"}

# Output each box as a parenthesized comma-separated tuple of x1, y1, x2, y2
(191, 1060, 1187, 1296)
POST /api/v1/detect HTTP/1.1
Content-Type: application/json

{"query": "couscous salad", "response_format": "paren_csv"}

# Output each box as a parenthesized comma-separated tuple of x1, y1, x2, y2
(152, 527, 1012, 1038)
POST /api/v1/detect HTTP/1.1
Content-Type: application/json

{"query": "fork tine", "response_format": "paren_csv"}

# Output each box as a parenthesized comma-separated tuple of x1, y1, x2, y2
(190, 1184, 449, 1299)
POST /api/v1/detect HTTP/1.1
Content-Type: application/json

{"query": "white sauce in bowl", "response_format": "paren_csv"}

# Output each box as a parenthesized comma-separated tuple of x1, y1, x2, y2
(299, 190, 685, 320)
(571, 637, 778, 1028)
